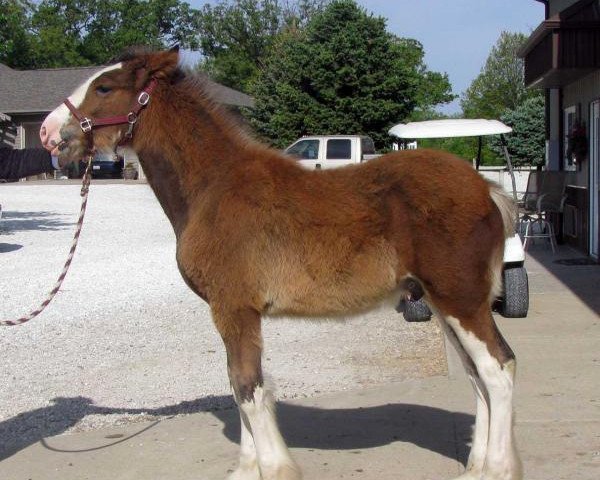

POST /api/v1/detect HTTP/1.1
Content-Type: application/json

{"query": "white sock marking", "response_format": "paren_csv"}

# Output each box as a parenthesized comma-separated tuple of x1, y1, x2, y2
(446, 316, 522, 480)
(227, 412, 260, 480)
(239, 386, 301, 479)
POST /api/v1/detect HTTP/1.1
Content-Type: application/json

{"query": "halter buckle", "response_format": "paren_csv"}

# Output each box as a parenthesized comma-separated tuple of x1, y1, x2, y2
(80, 118, 93, 133)
(138, 91, 150, 106)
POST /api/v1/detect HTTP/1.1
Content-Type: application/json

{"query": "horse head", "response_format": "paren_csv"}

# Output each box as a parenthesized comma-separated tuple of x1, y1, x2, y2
(40, 47, 180, 164)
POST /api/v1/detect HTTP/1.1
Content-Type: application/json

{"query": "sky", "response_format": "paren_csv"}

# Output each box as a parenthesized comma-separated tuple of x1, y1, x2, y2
(188, 0, 546, 114)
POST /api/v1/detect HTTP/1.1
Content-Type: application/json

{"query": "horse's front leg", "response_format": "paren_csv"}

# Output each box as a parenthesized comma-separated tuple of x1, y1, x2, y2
(214, 307, 302, 480)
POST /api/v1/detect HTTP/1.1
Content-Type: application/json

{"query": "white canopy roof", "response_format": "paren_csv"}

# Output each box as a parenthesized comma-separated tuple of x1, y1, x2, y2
(388, 119, 512, 139)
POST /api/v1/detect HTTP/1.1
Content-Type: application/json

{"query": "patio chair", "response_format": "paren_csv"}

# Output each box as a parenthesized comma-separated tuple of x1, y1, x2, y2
(519, 171, 568, 253)
(518, 170, 542, 212)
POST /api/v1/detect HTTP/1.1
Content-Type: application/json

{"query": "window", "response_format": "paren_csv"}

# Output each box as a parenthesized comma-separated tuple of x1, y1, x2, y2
(286, 139, 319, 159)
(326, 139, 351, 159)
(361, 137, 375, 155)
(22, 122, 43, 149)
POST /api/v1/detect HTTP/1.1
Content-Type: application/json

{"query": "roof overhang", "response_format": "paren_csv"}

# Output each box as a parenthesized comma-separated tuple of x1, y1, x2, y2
(520, 0, 600, 88)
(1, 64, 254, 113)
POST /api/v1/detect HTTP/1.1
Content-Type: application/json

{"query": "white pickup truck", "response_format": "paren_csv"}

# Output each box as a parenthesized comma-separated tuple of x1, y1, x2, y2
(284, 135, 380, 169)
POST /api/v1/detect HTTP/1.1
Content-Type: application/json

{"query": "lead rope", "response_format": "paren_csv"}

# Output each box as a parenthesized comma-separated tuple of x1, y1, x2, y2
(1, 154, 94, 326)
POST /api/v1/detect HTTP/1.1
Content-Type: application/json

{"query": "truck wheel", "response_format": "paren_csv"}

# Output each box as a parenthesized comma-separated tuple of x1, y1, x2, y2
(500, 266, 529, 318)
(398, 298, 432, 322)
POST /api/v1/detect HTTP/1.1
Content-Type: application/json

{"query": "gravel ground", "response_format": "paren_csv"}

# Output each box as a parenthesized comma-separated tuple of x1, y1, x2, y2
(0, 182, 446, 455)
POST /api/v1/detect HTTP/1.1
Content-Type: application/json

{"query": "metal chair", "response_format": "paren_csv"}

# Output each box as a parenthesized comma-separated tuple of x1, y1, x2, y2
(519, 171, 568, 253)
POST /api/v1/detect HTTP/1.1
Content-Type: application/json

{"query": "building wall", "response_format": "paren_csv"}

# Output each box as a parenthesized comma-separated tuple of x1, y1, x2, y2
(0, 121, 17, 149)
(563, 69, 600, 186)
(0, 113, 52, 179)
(478, 166, 534, 196)
(1, 113, 46, 149)
(547, 89, 562, 171)
(549, 0, 583, 16)
(554, 69, 600, 252)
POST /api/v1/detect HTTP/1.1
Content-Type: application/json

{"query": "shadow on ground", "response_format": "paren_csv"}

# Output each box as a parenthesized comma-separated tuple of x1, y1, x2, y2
(0, 211, 74, 233)
(212, 401, 472, 466)
(0, 395, 472, 466)
(528, 246, 600, 315)
(0, 243, 22, 253)
(0, 395, 233, 461)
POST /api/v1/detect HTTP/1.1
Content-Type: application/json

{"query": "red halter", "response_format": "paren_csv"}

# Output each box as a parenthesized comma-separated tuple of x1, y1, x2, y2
(63, 78, 158, 152)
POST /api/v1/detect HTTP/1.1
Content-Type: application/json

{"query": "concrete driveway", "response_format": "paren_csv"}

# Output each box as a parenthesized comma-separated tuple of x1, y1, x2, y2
(1, 182, 598, 479)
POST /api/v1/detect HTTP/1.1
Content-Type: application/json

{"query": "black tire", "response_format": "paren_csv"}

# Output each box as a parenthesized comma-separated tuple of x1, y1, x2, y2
(399, 298, 432, 322)
(500, 266, 529, 318)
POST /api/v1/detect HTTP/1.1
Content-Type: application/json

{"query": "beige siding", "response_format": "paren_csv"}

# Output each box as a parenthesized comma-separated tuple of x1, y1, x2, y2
(563, 70, 600, 107)
(563, 70, 600, 186)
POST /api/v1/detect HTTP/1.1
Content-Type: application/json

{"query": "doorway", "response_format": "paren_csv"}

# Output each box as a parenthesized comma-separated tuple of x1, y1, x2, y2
(590, 100, 600, 259)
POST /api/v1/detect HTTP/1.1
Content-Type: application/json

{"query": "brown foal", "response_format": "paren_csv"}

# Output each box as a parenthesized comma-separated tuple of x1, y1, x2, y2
(41, 48, 522, 480)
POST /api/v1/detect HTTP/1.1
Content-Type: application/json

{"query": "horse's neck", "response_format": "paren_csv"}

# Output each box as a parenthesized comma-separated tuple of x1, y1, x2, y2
(134, 146, 190, 236)
(133, 87, 243, 235)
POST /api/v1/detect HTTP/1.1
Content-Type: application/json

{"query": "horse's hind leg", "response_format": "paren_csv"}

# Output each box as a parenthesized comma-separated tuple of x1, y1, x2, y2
(213, 307, 302, 480)
(228, 414, 260, 480)
(439, 306, 522, 480)
(437, 320, 489, 479)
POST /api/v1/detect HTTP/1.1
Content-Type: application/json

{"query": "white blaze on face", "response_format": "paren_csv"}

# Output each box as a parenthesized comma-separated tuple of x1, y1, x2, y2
(40, 63, 123, 154)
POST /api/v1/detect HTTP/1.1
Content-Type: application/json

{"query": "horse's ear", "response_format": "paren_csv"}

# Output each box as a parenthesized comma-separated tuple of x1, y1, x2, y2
(136, 49, 180, 85)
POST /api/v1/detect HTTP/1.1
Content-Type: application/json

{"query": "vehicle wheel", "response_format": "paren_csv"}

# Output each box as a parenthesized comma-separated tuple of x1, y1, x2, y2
(500, 266, 529, 318)
(398, 298, 432, 322)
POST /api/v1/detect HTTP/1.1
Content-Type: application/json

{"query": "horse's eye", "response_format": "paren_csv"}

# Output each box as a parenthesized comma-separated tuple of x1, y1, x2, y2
(96, 85, 112, 96)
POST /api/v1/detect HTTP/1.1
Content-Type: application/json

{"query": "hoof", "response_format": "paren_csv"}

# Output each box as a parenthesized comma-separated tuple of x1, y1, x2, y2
(227, 464, 261, 480)
(450, 474, 481, 480)
(450, 465, 522, 480)
(261, 462, 303, 480)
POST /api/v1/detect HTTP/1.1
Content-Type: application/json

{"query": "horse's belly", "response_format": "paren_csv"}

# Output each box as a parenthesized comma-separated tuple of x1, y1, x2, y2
(263, 241, 401, 318)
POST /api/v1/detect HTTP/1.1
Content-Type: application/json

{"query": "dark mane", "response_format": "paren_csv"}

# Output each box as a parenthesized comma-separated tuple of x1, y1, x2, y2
(171, 68, 255, 141)
(109, 45, 157, 64)
(109, 46, 187, 84)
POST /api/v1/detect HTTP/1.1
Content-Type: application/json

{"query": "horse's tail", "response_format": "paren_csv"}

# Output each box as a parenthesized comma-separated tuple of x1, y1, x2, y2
(488, 181, 516, 239)
(487, 181, 517, 300)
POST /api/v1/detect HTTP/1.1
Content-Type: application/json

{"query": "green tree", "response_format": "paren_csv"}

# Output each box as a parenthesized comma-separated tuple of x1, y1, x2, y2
(2, 0, 199, 69)
(491, 95, 546, 167)
(0, 0, 35, 68)
(195, 0, 330, 92)
(248, 0, 454, 148)
(461, 31, 541, 119)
